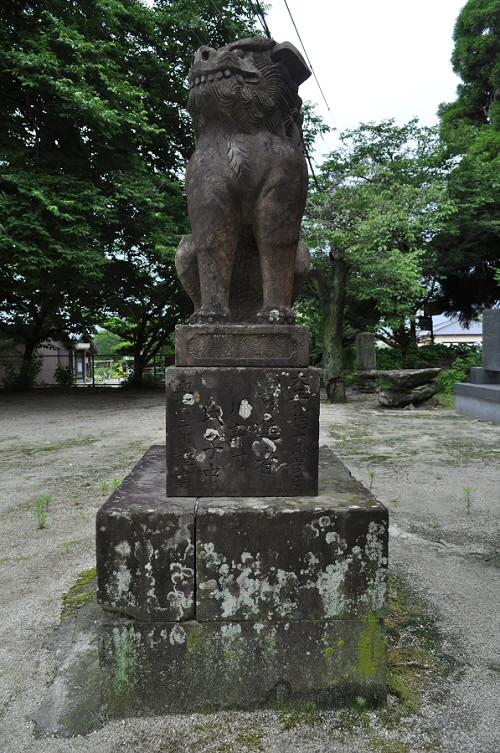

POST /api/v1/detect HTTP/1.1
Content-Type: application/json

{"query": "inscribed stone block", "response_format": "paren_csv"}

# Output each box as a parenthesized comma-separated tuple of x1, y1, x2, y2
(165, 366, 320, 497)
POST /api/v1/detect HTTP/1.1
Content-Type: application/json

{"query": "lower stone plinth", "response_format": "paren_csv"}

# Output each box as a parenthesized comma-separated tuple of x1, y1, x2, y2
(33, 600, 386, 736)
(97, 615, 386, 715)
(455, 382, 500, 423)
(96, 445, 388, 624)
(88, 444, 388, 725)
(166, 366, 320, 497)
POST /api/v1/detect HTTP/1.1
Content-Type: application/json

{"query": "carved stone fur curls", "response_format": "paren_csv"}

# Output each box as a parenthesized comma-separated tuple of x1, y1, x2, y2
(187, 36, 308, 148)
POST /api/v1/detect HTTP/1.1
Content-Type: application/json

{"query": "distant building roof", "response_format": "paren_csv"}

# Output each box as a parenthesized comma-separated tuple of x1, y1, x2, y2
(431, 315, 482, 336)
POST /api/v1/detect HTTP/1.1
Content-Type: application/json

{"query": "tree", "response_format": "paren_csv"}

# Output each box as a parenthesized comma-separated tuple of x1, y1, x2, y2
(301, 120, 454, 400)
(102, 257, 191, 387)
(434, 0, 500, 319)
(0, 0, 257, 386)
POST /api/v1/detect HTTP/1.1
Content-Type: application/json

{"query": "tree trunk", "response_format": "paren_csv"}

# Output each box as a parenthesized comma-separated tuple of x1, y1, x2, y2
(17, 340, 40, 389)
(323, 250, 347, 403)
(129, 351, 145, 387)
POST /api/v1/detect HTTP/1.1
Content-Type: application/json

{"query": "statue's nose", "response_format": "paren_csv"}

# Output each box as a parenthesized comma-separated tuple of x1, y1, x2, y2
(195, 46, 215, 64)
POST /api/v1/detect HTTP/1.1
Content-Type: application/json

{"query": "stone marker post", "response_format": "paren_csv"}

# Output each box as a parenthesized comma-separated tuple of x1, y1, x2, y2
(456, 309, 500, 422)
(95, 36, 388, 716)
(354, 332, 378, 393)
(356, 332, 377, 371)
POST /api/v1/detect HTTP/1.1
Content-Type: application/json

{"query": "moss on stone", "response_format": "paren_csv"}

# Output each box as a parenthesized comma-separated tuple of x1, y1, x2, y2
(112, 630, 140, 693)
(61, 567, 97, 621)
(186, 624, 205, 652)
(356, 617, 386, 679)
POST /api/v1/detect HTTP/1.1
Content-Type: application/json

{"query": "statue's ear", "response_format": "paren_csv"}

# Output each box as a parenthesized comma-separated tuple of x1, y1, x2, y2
(270, 42, 311, 86)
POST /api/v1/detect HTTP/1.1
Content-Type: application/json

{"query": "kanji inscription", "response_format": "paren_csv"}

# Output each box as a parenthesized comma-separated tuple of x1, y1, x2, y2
(166, 367, 320, 497)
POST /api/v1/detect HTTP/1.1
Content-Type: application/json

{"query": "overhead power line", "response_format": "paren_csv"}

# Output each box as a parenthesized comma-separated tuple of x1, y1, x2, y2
(282, 0, 331, 112)
(253, 1, 272, 38)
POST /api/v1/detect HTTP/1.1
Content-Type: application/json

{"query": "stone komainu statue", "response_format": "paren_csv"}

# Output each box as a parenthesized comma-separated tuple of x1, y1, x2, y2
(176, 37, 312, 324)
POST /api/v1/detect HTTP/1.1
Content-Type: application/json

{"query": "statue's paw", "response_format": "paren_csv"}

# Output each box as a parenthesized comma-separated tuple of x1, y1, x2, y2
(189, 305, 230, 324)
(256, 306, 295, 325)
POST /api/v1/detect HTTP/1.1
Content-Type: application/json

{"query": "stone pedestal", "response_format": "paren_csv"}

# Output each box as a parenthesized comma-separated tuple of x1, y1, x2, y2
(92, 322, 387, 716)
(456, 310, 500, 423)
(94, 444, 388, 714)
(166, 365, 320, 497)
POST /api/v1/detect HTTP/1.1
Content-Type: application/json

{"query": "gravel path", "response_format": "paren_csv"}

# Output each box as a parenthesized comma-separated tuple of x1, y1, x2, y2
(0, 389, 498, 752)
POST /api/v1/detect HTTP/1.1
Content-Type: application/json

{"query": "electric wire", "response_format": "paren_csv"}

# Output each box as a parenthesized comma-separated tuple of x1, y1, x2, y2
(253, 0, 272, 38)
(282, 0, 331, 112)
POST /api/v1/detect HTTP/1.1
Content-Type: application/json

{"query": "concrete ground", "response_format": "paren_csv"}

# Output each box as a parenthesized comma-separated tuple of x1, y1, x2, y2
(0, 389, 498, 752)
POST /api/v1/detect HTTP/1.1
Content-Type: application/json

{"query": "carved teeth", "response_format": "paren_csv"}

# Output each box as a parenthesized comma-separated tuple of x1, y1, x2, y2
(223, 69, 232, 78)
(207, 73, 214, 82)
(216, 71, 224, 80)
(195, 77, 200, 85)
(200, 75, 206, 83)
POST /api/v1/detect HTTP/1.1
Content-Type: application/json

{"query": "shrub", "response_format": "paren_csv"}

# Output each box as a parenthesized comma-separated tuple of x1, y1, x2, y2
(376, 343, 481, 371)
(54, 365, 73, 386)
(439, 350, 482, 395)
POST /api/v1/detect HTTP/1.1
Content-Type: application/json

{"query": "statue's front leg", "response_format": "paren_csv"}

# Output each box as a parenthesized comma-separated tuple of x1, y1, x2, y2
(189, 193, 241, 324)
(253, 190, 302, 324)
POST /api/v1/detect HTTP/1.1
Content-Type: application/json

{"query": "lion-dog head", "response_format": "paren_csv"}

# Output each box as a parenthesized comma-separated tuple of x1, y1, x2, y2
(187, 37, 311, 148)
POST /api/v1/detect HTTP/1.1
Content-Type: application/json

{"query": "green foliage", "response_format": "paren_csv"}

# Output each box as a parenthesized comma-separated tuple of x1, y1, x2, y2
(92, 329, 125, 355)
(463, 485, 473, 515)
(54, 364, 73, 386)
(376, 343, 481, 371)
(0, 0, 257, 382)
(277, 700, 321, 730)
(301, 119, 454, 389)
(2, 356, 42, 390)
(439, 350, 482, 395)
(33, 493, 52, 529)
(61, 567, 97, 621)
(435, 0, 500, 317)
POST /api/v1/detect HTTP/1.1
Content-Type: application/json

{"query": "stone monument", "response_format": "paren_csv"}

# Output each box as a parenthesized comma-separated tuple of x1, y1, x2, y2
(456, 309, 500, 423)
(354, 332, 378, 392)
(93, 37, 388, 717)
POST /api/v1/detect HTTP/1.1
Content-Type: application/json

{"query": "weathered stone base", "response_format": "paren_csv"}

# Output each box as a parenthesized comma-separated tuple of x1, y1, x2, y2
(166, 366, 320, 497)
(99, 614, 386, 714)
(81, 445, 388, 732)
(97, 446, 388, 623)
(455, 382, 500, 423)
(33, 600, 386, 737)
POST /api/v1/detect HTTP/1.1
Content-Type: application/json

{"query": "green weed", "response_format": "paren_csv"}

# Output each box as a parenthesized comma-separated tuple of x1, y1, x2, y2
(463, 485, 473, 515)
(34, 493, 51, 529)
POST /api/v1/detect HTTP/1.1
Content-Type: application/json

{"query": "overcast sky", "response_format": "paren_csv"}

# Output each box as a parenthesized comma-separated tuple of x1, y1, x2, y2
(264, 0, 466, 158)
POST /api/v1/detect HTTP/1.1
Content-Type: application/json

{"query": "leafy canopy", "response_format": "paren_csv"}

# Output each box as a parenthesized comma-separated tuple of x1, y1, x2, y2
(303, 119, 455, 337)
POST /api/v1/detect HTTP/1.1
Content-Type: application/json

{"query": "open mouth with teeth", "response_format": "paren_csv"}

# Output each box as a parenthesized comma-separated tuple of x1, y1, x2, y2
(189, 68, 259, 89)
